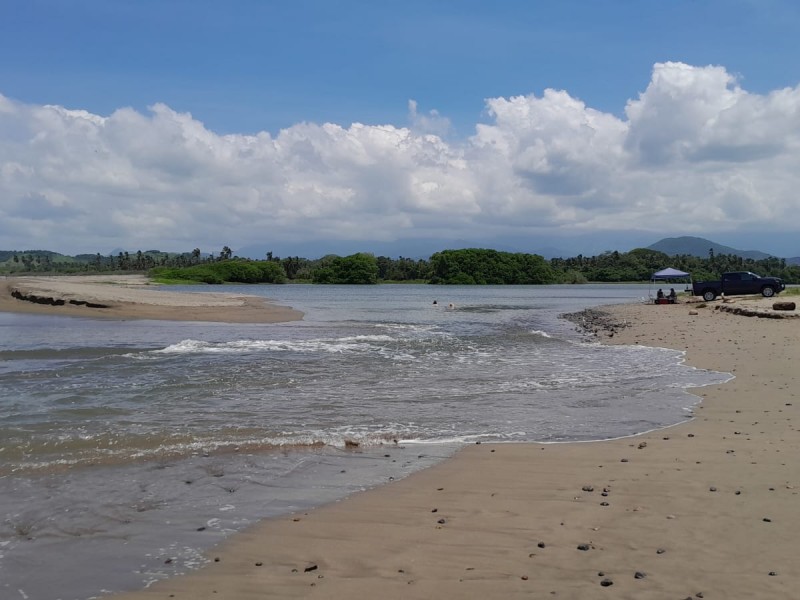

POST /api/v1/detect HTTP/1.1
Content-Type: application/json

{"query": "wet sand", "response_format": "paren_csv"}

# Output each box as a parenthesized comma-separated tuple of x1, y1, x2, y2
(105, 296, 799, 599)
(0, 274, 303, 323)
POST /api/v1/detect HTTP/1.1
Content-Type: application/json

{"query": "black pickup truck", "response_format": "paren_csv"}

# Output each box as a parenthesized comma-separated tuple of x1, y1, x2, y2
(692, 271, 786, 301)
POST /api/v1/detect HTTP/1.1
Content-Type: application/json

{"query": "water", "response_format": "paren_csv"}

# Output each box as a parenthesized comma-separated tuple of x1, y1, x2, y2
(0, 284, 728, 599)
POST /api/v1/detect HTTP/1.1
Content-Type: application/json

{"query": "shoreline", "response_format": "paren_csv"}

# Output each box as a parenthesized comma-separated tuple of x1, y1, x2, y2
(109, 299, 800, 599)
(0, 274, 303, 323)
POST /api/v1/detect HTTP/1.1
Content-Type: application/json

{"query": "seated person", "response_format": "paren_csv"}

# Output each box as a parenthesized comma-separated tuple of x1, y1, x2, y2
(656, 288, 664, 300)
(667, 288, 677, 303)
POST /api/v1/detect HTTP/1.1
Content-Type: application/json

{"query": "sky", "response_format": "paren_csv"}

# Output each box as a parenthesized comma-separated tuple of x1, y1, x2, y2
(2, 0, 800, 259)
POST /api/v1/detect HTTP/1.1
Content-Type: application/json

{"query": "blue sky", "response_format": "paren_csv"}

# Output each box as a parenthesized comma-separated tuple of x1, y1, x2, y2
(2, 0, 800, 257)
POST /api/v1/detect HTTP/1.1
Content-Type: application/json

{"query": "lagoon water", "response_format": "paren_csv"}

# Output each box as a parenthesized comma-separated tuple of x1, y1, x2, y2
(0, 284, 728, 599)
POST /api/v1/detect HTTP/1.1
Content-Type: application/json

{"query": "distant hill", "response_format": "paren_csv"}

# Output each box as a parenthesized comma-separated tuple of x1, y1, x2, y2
(788, 257, 800, 266)
(647, 236, 774, 260)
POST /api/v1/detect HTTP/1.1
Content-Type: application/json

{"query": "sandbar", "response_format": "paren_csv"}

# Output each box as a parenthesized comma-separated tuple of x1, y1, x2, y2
(0, 274, 303, 323)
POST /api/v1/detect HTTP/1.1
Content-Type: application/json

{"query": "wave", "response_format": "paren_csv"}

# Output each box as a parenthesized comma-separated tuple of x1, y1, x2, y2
(529, 329, 552, 338)
(151, 336, 393, 356)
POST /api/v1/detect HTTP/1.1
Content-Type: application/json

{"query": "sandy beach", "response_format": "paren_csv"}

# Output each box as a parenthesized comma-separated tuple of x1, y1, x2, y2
(104, 295, 799, 599)
(0, 275, 303, 323)
(3, 279, 798, 598)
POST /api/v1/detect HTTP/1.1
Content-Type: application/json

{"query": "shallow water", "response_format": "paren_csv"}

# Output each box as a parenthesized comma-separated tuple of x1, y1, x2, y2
(0, 284, 728, 599)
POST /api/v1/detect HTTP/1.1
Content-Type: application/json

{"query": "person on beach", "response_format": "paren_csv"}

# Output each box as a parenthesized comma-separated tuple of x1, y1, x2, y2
(668, 288, 677, 303)
(657, 288, 664, 299)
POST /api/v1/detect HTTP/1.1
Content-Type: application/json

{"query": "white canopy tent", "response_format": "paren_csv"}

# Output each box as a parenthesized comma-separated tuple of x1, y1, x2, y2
(649, 268, 692, 301)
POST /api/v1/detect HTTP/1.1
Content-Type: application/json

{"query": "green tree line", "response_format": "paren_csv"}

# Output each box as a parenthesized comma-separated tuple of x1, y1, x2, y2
(2, 246, 799, 285)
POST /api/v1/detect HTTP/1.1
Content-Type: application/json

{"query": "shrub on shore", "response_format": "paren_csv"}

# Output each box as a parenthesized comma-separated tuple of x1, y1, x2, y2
(150, 260, 287, 284)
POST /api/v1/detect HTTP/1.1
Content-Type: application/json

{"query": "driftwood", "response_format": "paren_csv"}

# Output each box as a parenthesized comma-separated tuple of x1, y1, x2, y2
(772, 301, 796, 311)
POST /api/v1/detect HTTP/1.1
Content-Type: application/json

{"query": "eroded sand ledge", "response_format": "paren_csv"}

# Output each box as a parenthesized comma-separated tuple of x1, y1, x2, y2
(107, 299, 799, 599)
(0, 275, 303, 323)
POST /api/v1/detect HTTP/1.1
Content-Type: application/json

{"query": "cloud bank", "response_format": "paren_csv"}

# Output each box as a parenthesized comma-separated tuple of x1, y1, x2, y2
(1, 62, 799, 256)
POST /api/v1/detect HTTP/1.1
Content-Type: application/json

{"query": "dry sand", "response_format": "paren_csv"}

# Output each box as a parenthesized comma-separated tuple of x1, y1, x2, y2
(5, 279, 798, 598)
(0, 274, 303, 323)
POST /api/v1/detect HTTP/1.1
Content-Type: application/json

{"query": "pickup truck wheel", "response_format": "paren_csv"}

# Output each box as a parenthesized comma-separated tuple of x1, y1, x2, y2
(702, 290, 716, 302)
(762, 286, 776, 298)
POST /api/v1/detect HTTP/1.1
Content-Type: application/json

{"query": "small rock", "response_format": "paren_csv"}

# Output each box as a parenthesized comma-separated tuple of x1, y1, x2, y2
(600, 578, 614, 587)
(763, 517, 772, 523)
(582, 485, 594, 492)
(437, 518, 446, 524)
(538, 542, 546, 548)
(577, 544, 591, 551)
(634, 571, 646, 579)
(769, 571, 778, 576)
(709, 486, 717, 492)
(255, 562, 263, 567)
(656, 548, 666, 554)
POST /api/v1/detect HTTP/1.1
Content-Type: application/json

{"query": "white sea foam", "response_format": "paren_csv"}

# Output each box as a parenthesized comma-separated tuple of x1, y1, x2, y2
(153, 337, 388, 355)
(529, 329, 552, 338)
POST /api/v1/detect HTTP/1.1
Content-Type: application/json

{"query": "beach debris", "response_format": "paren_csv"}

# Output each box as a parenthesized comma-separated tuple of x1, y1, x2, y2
(634, 571, 647, 579)
(581, 485, 594, 492)
(255, 562, 263, 567)
(537, 542, 546, 548)
(600, 578, 614, 586)
(772, 301, 796, 311)
(344, 439, 360, 448)
(304, 563, 318, 572)
(656, 548, 666, 554)
(437, 518, 446, 524)
(577, 544, 591, 551)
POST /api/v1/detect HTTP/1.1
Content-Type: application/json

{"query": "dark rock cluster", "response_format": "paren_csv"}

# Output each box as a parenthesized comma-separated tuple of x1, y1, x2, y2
(561, 308, 630, 337)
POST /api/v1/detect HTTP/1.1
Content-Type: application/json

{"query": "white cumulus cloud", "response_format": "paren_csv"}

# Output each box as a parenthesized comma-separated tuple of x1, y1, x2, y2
(1, 61, 800, 255)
